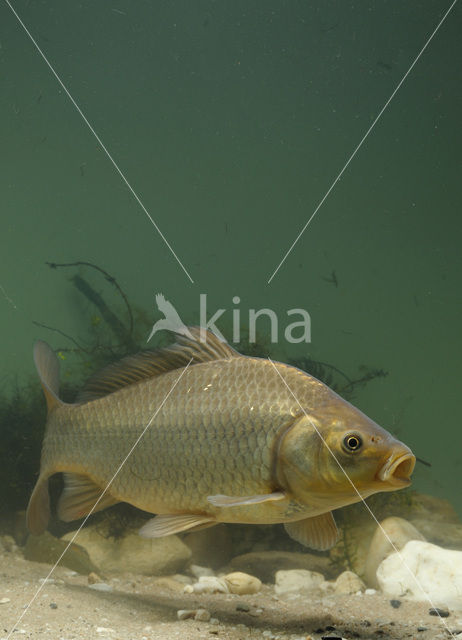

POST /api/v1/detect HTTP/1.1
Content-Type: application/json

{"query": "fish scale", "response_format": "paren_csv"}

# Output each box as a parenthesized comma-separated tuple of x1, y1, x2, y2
(50, 360, 292, 511)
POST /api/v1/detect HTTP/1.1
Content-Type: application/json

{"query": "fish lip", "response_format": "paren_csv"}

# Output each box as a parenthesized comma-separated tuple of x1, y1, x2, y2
(377, 451, 416, 487)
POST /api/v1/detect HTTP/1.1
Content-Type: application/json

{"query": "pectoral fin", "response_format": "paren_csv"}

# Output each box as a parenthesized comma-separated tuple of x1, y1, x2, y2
(57, 473, 119, 522)
(207, 491, 286, 507)
(139, 514, 217, 538)
(284, 512, 339, 550)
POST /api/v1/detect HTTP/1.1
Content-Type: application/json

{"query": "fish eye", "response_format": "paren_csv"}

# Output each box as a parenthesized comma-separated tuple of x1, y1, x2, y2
(343, 434, 362, 452)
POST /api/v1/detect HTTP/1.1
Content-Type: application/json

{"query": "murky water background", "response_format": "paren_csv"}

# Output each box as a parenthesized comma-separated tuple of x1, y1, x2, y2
(2, 0, 460, 513)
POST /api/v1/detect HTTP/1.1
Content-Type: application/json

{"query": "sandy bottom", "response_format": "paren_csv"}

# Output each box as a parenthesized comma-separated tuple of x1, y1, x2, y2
(1, 550, 460, 640)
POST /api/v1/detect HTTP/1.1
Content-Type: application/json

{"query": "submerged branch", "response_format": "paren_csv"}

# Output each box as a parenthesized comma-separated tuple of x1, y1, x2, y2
(71, 275, 136, 351)
(32, 321, 89, 352)
(46, 261, 134, 338)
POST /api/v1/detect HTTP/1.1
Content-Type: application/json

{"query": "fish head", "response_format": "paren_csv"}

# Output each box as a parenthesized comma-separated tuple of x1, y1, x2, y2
(277, 397, 415, 510)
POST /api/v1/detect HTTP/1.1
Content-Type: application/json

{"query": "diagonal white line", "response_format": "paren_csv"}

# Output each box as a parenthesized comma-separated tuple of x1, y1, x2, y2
(4, 0, 194, 284)
(5, 358, 193, 640)
(268, 357, 456, 638)
(0, 283, 17, 309)
(267, 0, 458, 284)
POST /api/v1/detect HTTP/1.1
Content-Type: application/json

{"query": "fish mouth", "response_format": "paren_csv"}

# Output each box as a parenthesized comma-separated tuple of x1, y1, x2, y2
(377, 451, 416, 487)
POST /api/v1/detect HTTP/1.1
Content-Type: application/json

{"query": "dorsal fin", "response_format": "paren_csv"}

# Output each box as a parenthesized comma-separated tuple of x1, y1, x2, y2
(33, 340, 65, 413)
(77, 327, 239, 402)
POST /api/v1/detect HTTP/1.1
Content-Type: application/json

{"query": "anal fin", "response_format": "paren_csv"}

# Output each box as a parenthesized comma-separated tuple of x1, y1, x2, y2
(139, 514, 216, 538)
(284, 511, 339, 550)
(57, 473, 119, 522)
(207, 491, 285, 507)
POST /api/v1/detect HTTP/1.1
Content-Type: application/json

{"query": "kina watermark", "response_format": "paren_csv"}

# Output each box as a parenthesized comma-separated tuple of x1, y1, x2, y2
(147, 293, 311, 345)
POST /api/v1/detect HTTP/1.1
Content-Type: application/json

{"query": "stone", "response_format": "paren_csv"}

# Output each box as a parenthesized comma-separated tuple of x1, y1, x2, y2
(223, 571, 262, 595)
(406, 493, 460, 524)
(183, 524, 234, 568)
(229, 550, 334, 583)
(177, 609, 196, 620)
(363, 517, 425, 587)
(88, 572, 102, 584)
(428, 607, 450, 617)
(377, 540, 462, 611)
(194, 609, 211, 622)
(410, 519, 462, 550)
(152, 576, 185, 592)
(62, 524, 191, 575)
(1, 534, 18, 553)
(274, 569, 325, 597)
(24, 531, 99, 575)
(191, 576, 229, 594)
(334, 570, 365, 594)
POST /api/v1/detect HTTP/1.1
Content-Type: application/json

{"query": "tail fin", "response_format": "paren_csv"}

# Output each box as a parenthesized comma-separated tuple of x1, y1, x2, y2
(27, 341, 65, 534)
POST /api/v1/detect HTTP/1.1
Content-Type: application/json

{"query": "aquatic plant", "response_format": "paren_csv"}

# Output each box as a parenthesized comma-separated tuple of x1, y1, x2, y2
(289, 355, 388, 401)
(328, 489, 416, 574)
(0, 380, 74, 532)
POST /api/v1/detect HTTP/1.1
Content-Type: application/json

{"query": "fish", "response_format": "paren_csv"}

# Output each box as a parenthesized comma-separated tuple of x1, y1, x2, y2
(26, 328, 415, 550)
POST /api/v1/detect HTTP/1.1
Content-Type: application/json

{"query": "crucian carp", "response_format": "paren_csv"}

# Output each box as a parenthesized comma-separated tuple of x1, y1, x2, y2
(27, 328, 415, 550)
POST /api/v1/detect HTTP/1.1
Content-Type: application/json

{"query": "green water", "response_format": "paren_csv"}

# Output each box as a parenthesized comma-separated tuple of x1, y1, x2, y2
(1, 0, 461, 527)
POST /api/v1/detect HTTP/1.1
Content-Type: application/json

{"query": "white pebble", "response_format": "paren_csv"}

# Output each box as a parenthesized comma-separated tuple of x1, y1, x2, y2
(96, 627, 115, 634)
(192, 576, 229, 594)
(275, 569, 325, 597)
(0, 598, 11, 604)
(334, 570, 365, 595)
(365, 588, 377, 595)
